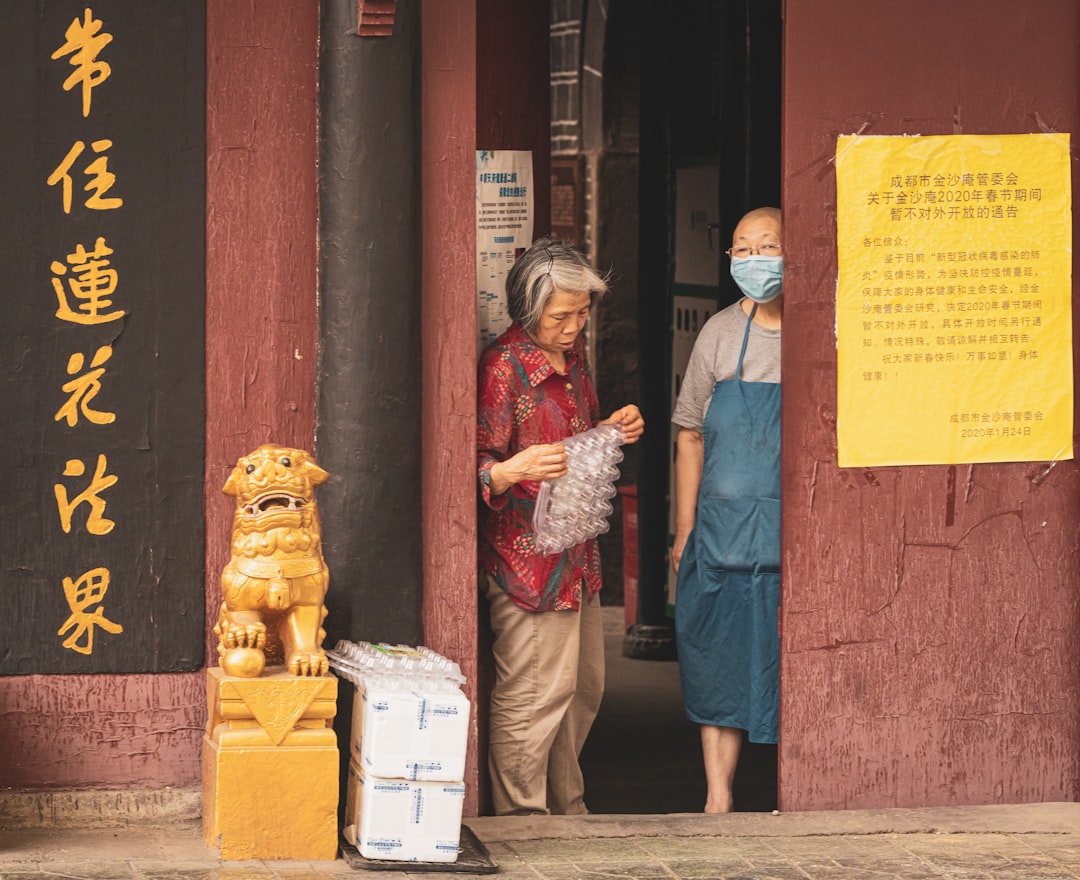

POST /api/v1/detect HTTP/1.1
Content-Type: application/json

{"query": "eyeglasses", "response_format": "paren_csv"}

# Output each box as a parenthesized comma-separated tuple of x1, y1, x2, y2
(725, 243, 782, 258)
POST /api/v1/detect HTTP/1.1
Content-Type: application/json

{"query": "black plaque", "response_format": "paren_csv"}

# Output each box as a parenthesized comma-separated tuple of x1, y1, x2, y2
(0, 2, 206, 673)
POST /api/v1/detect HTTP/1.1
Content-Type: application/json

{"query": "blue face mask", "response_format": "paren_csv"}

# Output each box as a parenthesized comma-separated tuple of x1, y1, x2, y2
(730, 255, 783, 303)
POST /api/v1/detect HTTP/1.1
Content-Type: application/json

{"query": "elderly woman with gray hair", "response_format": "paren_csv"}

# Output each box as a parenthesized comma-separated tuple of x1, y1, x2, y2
(477, 237, 644, 816)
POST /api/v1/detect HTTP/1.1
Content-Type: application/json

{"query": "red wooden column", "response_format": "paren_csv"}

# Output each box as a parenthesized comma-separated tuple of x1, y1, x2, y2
(421, 0, 551, 818)
(781, 0, 1080, 810)
(421, 0, 481, 817)
(205, 0, 320, 654)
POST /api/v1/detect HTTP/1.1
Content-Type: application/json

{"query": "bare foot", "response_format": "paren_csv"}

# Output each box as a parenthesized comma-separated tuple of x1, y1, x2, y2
(704, 794, 733, 813)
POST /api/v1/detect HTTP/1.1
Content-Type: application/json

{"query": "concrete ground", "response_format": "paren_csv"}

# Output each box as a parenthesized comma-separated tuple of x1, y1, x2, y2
(580, 606, 775, 815)
(4, 609, 1079, 877)
(3, 804, 1080, 878)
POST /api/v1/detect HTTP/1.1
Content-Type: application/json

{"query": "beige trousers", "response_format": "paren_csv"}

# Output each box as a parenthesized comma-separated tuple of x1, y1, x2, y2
(484, 574, 605, 816)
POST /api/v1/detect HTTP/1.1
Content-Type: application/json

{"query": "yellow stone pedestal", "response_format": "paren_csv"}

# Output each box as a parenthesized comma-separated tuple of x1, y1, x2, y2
(202, 666, 339, 860)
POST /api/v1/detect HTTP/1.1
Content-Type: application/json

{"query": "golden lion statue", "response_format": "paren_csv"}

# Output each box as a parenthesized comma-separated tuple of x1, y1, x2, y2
(214, 444, 331, 678)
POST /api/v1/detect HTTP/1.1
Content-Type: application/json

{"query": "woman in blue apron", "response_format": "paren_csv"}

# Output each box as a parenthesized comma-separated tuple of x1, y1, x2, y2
(671, 207, 783, 813)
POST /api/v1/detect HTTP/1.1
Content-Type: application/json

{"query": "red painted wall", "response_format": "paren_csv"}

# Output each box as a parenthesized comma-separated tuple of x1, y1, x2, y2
(421, 0, 481, 817)
(780, 0, 1080, 809)
(204, 0, 320, 640)
(0, 1, 319, 790)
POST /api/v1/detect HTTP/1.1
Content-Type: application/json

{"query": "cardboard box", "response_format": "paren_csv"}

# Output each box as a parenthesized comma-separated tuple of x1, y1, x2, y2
(351, 682, 470, 781)
(343, 762, 465, 862)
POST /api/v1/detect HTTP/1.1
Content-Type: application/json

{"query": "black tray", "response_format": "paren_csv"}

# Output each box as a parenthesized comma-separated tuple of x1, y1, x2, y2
(339, 824, 498, 873)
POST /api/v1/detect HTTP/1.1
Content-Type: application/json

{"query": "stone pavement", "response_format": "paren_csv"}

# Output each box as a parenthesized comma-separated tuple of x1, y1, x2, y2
(3, 803, 1080, 879)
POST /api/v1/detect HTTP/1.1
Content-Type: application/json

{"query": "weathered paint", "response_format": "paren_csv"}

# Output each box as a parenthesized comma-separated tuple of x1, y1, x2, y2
(205, 0, 320, 619)
(421, 0, 481, 818)
(780, 0, 1080, 809)
(0, 0, 319, 790)
(0, 674, 205, 788)
(420, 0, 553, 817)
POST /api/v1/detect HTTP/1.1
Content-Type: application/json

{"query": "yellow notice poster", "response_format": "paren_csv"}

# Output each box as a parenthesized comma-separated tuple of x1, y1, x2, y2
(836, 133, 1073, 467)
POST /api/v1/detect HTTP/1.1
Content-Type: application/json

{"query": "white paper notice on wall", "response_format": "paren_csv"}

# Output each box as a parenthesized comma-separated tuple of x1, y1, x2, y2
(477, 150, 535, 356)
(674, 166, 720, 287)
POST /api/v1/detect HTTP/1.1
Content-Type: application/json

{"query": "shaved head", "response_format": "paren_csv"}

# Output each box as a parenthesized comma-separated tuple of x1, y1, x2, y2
(739, 207, 781, 228)
(732, 207, 782, 249)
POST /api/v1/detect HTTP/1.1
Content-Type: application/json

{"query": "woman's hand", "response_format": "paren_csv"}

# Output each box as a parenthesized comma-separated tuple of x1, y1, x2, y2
(488, 443, 568, 495)
(600, 404, 645, 444)
(671, 530, 691, 573)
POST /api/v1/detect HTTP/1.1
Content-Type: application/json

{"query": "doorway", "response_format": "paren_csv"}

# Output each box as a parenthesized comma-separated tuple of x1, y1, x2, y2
(560, 0, 783, 813)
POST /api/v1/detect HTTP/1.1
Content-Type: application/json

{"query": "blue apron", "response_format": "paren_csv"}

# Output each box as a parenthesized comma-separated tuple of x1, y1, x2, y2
(674, 304, 781, 743)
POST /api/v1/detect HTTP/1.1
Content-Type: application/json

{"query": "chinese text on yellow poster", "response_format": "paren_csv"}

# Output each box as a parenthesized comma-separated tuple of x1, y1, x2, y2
(836, 133, 1073, 467)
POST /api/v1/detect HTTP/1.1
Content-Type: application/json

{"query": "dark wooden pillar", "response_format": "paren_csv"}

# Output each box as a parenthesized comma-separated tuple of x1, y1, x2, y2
(316, 0, 423, 816)
(316, 0, 422, 650)
(633, 2, 673, 639)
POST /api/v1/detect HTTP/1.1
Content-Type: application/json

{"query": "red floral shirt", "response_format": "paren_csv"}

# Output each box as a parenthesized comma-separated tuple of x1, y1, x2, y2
(477, 323, 602, 612)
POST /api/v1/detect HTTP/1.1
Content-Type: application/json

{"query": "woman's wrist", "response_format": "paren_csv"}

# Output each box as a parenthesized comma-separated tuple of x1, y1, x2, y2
(488, 461, 512, 495)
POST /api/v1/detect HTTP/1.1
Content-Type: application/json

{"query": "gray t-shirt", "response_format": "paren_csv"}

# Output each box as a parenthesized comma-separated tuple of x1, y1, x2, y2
(671, 299, 781, 432)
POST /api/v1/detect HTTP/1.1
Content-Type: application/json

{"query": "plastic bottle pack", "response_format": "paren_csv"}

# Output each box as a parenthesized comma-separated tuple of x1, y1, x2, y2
(532, 423, 626, 555)
(326, 640, 466, 690)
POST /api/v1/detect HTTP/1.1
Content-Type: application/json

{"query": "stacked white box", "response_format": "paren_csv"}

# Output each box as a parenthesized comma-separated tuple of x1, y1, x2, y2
(328, 642, 470, 863)
(353, 680, 469, 781)
(345, 764, 466, 862)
